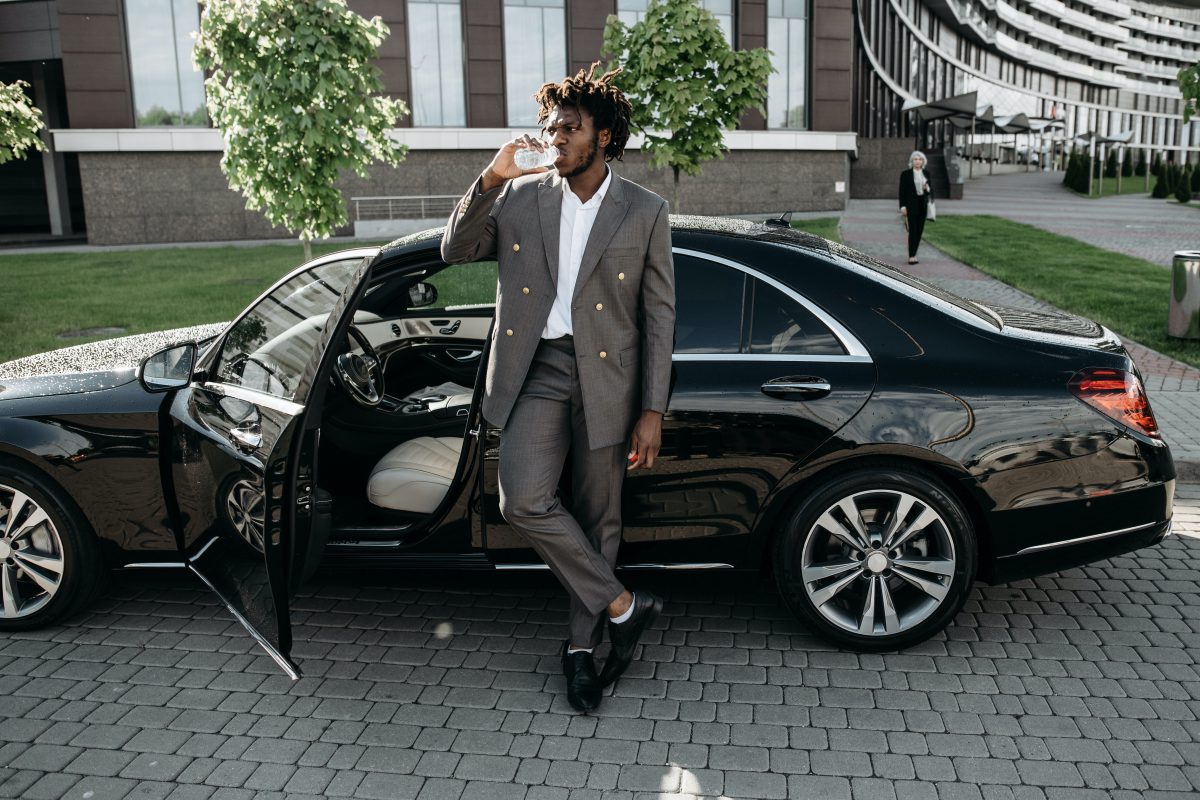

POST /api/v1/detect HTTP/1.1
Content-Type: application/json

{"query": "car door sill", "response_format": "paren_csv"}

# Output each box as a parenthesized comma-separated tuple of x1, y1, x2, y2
(494, 562, 737, 570)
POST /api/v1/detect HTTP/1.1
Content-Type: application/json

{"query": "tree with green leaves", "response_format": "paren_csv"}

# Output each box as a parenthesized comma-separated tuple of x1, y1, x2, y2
(0, 80, 46, 166)
(1180, 62, 1198, 124)
(194, 0, 409, 261)
(1104, 149, 1117, 179)
(601, 0, 773, 212)
(1135, 150, 1147, 177)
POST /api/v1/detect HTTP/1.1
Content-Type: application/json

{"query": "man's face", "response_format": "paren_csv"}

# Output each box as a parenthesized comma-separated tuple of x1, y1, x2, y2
(543, 105, 609, 179)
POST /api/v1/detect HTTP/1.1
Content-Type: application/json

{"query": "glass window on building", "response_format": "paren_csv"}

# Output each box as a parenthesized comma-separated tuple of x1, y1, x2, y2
(504, 0, 566, 126)
(125, 0, 207, 126)
(616, 0, 733, 46)
(407, 0, 466, 126)
(767, 0, 808, 130)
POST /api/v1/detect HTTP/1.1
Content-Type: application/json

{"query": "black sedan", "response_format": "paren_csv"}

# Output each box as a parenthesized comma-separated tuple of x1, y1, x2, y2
(0, 217, 1175, 677)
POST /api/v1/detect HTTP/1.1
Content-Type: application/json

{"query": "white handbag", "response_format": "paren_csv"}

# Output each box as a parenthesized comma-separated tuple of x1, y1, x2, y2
(927, 198, 937, 222)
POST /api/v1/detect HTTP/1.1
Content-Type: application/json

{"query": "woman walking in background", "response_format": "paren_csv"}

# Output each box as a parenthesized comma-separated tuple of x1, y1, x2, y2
(899, 150, 933, 265)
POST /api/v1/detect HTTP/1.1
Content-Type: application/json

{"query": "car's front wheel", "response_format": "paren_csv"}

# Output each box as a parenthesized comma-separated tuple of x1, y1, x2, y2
(775, 466, 976, 651)
(0, 466, 103, 631)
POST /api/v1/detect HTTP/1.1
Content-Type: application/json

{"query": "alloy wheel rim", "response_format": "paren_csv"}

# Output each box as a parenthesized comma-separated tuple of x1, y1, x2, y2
(226, 480, 265, 552)
(0, 483, 66, 619)
(801, 489, 957, 637)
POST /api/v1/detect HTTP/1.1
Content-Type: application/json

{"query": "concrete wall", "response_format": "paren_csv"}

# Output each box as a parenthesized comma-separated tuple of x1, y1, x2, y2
(77, 149, 850, 245)
(850, 137, 915, 199)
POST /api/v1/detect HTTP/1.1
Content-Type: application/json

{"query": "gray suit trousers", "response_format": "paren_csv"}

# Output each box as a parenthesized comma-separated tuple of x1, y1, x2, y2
(497, 336, 627, 649)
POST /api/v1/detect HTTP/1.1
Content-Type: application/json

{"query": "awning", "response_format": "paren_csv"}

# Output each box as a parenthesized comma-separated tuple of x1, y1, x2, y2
(995, 113, 1031, 133)
(902, 91, 979, 122)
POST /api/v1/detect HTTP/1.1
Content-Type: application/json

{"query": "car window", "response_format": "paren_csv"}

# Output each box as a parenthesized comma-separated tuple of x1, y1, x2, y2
(674, 255, 744, 353)
(214, 258, 363, 401)
(422, 261, 497, 311)
(358, 260, 498, 316)
(748, 278, 845, 356)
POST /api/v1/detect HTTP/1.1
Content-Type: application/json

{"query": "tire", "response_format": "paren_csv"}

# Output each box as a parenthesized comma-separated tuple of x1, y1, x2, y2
(774, 465, 976, 652)
(0, 466, 104, 631)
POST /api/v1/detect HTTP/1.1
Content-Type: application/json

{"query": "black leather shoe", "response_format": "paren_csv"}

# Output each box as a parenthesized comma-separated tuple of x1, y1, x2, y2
(597, 591, 663, 688)
(562, 642, 601, 712)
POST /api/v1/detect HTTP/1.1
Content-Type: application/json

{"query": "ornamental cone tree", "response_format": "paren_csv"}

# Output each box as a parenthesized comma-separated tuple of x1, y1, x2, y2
(0, 80, 46, 166)
(601, 0, 773, 212)
(194, 0, 409, 261)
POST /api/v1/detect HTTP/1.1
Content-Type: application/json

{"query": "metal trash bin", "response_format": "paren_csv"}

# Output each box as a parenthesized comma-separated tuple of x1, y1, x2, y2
(1169, 250, 1200, 339)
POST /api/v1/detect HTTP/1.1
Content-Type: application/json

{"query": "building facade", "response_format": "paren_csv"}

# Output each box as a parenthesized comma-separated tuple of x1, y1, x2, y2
(0, 0, 1193, 245)
(856, 0, 1199, 161)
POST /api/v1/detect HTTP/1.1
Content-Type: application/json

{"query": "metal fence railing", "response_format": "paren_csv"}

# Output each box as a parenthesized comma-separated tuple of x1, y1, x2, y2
(352, 195, 460, 221)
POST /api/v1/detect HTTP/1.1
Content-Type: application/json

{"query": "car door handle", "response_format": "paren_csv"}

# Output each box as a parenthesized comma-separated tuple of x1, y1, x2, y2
(761, 377, 832, 400)
(229, 423, 262, 451)
(446, 348, 481, 362)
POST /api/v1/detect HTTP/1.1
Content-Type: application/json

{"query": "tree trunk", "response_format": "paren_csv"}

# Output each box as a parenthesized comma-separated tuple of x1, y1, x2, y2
(672, 166, 681, 214)
(302, 234, 312, 263)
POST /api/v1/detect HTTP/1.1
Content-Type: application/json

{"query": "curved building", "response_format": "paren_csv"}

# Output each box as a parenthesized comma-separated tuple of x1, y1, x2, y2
(855, 0, 1200, 159)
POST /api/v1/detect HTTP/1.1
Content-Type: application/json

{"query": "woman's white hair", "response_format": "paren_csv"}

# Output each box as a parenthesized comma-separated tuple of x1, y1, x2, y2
(908, 150, 928, 168)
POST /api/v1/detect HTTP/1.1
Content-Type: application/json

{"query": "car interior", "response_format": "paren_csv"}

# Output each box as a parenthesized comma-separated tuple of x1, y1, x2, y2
(314, 258, 498, 534)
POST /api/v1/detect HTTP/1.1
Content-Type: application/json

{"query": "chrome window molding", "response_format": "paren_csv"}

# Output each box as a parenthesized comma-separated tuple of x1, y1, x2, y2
(199, 382, 306, 417)
(672, 247, 872, 361)
(673, 353, 872, 363)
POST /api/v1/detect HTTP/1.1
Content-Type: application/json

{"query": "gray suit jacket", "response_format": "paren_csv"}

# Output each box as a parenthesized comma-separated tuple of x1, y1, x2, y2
(441, 169, 675, 450)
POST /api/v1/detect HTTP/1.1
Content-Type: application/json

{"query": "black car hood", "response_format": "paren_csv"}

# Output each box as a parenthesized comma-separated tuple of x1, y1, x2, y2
(0, 322, 226, 400)
(0, 368, 139, 401)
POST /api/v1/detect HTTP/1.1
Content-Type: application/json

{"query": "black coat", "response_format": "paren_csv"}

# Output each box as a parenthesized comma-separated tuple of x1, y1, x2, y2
(898, 168, 933, 214)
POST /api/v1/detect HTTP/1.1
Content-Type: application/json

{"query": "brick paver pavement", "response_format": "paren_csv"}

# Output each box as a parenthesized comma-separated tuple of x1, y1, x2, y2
(1, 483, 1198, 800)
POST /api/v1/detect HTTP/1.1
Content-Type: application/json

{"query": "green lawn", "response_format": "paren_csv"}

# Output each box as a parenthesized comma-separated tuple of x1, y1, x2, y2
(0, 241, 379, 363)
(922, 215, 1200, 369)
(1066, 176, 1152, 198)
(790, 217, 842, 243)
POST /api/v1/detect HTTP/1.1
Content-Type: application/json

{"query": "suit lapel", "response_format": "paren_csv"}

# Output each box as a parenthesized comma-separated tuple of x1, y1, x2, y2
(573, 174, 630, 301)
(537, 173, 562, 290)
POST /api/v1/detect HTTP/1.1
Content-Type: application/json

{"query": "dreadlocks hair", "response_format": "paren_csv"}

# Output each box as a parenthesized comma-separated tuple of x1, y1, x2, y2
(534, 62, 632, 163)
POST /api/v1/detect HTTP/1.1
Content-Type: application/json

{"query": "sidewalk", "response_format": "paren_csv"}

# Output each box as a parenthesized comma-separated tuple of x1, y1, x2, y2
(838, 171, 1200, 480)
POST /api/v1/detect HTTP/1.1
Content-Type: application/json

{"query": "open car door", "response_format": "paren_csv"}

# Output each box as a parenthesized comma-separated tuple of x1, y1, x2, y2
(162, 252, 375, 678)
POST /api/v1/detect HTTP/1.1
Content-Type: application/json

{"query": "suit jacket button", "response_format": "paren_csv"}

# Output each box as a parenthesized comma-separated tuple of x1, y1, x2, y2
(618, 272, 625, 280)
(595, 303, 603, 311)
(512, 243, 520, 252)
(506, 329, 514, 336)
(522, 287, 530, 295)
(599, 351, 607, 359)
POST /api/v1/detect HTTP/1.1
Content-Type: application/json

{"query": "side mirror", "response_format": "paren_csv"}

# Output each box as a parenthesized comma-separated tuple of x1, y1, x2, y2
(139, 342, 197, 392)
(408, 282, 438, 308)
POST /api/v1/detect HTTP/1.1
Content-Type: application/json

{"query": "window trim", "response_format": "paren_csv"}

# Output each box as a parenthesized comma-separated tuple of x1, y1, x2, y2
(671, 248, 872, 363)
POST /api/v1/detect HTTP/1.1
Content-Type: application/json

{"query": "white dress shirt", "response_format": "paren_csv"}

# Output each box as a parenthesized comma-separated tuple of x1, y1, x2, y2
(542, 168, 613, 339)
(913, 168, 928, 195)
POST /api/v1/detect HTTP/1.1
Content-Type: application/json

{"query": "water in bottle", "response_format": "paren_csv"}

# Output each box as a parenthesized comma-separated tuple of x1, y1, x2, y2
(514, 144, 559, 171)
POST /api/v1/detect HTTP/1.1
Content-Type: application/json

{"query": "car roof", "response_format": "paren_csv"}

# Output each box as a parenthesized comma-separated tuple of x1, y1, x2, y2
(374, 214, 835, 264)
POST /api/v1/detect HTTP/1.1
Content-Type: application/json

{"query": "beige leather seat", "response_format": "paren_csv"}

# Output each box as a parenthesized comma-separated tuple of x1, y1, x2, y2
(367, 437, 463, 513)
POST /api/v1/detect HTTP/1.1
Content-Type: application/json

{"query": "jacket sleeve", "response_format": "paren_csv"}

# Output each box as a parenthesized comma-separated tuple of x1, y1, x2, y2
(441, 174, 508, 264)
(898, 171, 908, 210)
(639, 200, 676, 414)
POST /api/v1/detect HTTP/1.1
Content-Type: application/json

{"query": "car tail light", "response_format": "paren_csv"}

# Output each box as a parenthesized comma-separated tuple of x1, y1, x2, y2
(1069, 368, 1160, 439)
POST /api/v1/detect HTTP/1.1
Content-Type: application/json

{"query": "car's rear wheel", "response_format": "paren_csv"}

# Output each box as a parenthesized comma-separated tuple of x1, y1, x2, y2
(0, 467, 103, 631)
(774, 466, 976, 651)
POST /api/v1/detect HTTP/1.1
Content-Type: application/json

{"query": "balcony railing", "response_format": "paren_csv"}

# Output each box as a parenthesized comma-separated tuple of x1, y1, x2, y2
(1022, 0, 1128, 41)
(352, 196, 460, 222)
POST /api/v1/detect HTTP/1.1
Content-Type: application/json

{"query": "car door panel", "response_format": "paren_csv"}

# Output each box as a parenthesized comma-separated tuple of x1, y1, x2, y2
(165, 254, 372, 678)
(481, 250, 877, 567)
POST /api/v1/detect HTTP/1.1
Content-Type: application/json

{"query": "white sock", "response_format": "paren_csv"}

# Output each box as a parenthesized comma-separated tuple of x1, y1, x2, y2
(566, 646, 593, 655)
(610, 595, 636, 624)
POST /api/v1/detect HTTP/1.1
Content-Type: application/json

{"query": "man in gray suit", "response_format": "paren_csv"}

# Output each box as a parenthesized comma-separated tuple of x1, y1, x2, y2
(442, 64, 675, 712)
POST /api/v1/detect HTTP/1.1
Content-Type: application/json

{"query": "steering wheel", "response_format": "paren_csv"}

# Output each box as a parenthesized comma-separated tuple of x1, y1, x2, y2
(333, 326, 385, 407)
